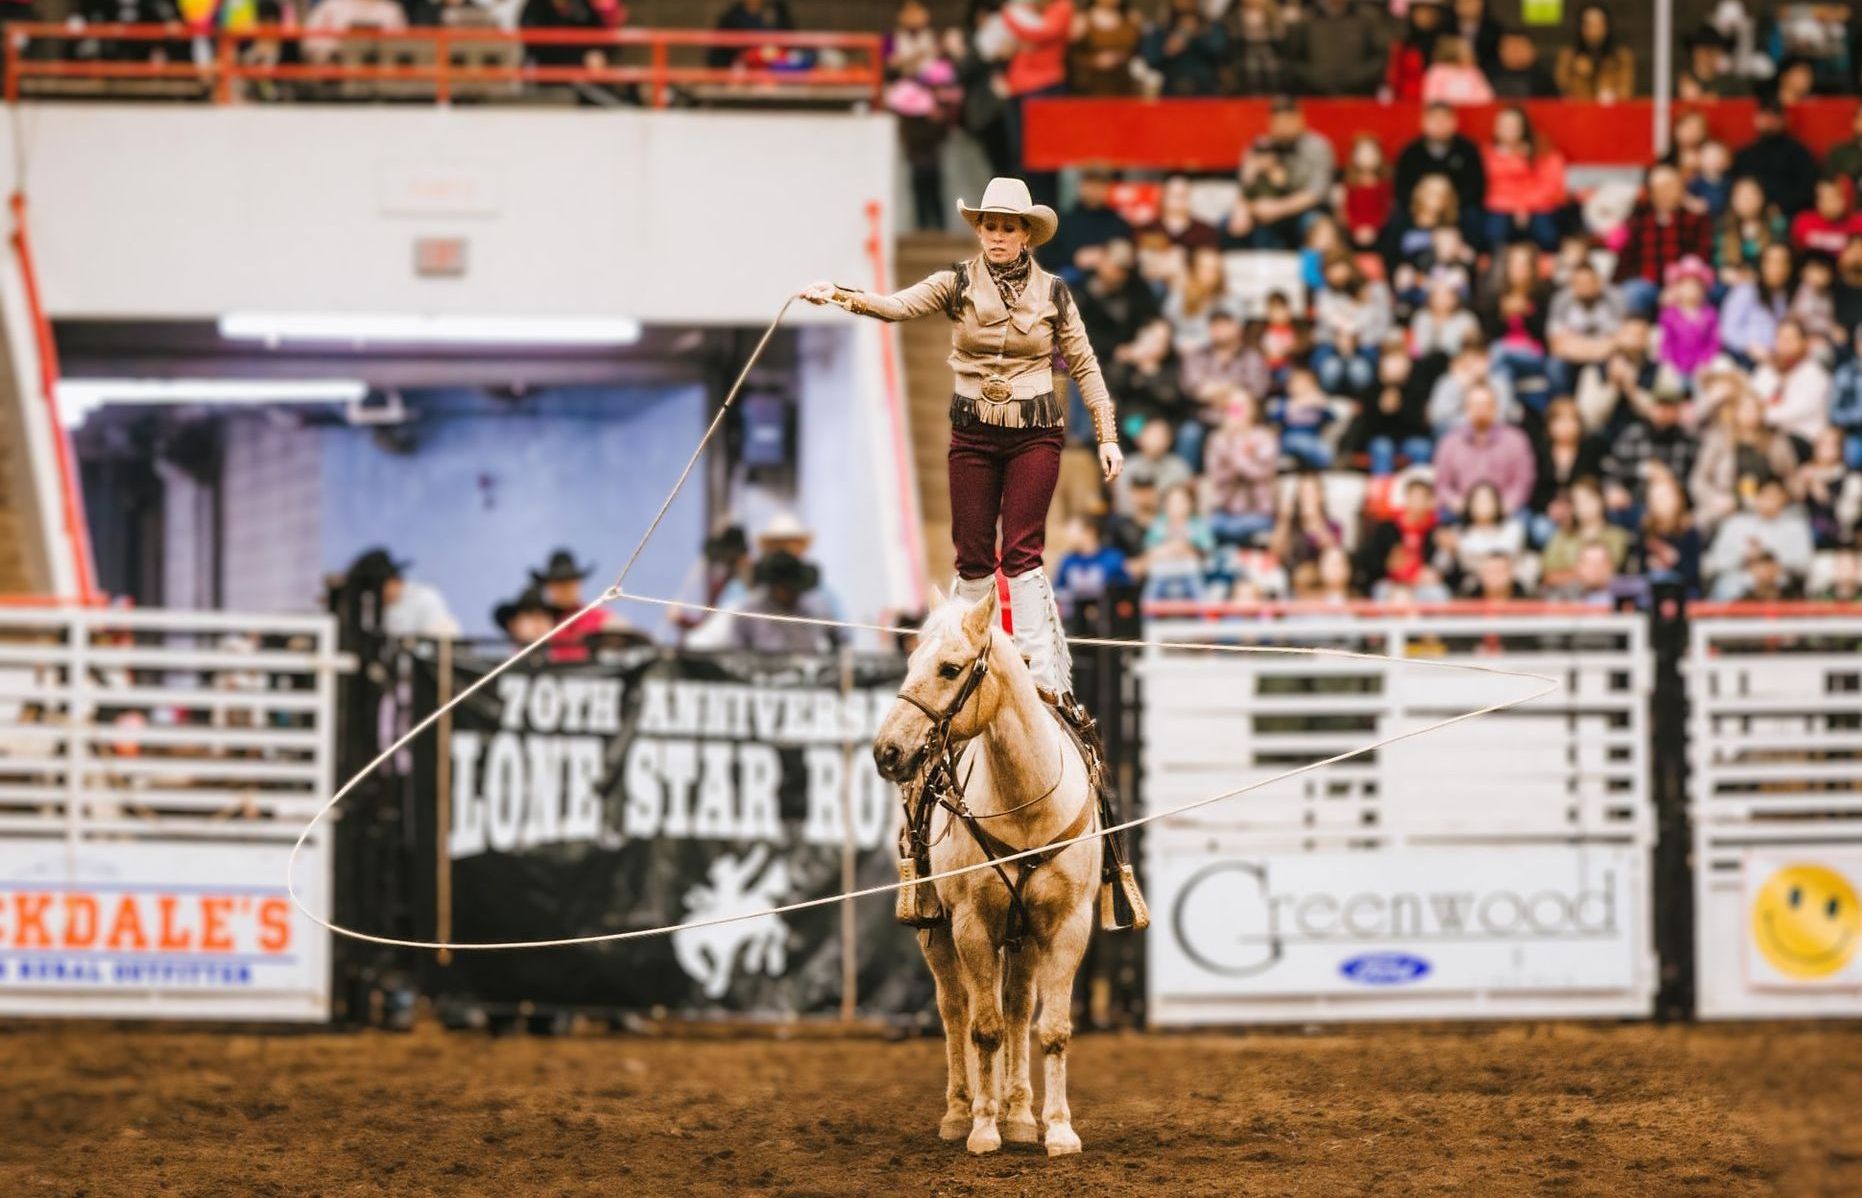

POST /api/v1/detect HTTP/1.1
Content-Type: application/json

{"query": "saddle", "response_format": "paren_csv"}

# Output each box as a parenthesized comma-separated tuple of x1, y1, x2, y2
(895, 691, 1149, 945)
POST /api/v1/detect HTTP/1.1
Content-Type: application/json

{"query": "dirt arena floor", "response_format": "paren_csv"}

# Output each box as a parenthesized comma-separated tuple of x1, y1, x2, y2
(1, 1020, 1858, 1197)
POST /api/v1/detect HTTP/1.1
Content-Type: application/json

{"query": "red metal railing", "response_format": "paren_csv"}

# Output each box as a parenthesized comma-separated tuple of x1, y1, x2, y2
(2, 23, 885, 107)
(8, 191, 98, 604)
(1144, 599, 1637, 620)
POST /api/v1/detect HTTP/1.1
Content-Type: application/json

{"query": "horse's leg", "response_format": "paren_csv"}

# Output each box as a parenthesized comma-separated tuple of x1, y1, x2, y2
(1000, 944, 1039, 1144)
(1034, 904, 1093, 1156)
(952, 916, 1006, 1155)
(919, 926, 971, 1140)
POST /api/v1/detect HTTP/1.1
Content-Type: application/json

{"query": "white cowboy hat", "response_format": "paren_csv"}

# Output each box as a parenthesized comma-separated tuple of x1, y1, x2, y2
(956, 177, 1059, 247)
(757, 510, 813, 547)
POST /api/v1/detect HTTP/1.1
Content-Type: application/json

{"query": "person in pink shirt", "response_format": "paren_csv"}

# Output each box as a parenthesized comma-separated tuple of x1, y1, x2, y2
(1657, 256, 1721, 378)
(530, 548, 627, 662)
(1433, 383, 1537, 514)
(1422, 36, 1494, 107)
(1482, 105, 1567, 250)
(999, 0, 1073, 195)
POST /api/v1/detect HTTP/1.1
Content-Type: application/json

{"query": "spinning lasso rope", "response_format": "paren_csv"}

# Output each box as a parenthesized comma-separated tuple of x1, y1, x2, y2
(285, 295, 1561, 952)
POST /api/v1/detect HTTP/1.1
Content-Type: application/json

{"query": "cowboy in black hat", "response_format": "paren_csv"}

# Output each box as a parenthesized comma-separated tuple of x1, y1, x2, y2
(526, 547, 638, 661)
(727, 550, 838, 655)
(346, 545, 458, 637)
(493, 586, 553, 647)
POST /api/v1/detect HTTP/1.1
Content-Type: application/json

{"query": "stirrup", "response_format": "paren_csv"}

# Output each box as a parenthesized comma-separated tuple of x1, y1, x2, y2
(1098, 861, 1150, 933)
(896, 853, 947, 928)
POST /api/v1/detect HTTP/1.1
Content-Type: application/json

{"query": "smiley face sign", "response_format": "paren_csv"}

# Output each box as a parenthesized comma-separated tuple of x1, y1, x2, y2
(1749, 862, 1861, 982)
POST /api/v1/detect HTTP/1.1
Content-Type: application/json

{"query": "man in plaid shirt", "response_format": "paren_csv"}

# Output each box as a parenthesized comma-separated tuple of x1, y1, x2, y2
(1604, 381, 1699, 509)
(1613, 165, 1712, 317)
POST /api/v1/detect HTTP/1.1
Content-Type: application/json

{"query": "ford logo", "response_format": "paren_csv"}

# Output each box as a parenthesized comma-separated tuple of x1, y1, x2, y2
(1339, 953, 1431, 986)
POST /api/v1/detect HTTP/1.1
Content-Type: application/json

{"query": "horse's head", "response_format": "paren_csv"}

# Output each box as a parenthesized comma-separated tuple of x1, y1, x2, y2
(873, 583, 1007, 782)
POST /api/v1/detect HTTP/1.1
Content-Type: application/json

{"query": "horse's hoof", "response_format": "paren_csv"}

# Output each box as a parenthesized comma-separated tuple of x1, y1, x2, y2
(1004, 1118, 1041, 1144)
(1045, 1125, 1082, 1156)
(967, 1124, 1002, 1155)
(939, 1115, 970, 1141)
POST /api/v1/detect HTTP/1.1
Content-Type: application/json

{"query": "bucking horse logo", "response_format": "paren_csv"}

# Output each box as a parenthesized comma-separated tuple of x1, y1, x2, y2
(671, 845, 792, 999)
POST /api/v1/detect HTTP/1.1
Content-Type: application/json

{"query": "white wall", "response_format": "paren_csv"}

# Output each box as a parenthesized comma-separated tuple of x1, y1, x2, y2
(0, 105, 893, 326)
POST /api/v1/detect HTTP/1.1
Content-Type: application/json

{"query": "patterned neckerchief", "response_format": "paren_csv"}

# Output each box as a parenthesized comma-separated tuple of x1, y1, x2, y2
(985, 250, 1033, 309)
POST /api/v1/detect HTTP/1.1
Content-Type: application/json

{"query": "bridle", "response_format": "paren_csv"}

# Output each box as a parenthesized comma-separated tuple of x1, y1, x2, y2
(894, 631, 1084, 952)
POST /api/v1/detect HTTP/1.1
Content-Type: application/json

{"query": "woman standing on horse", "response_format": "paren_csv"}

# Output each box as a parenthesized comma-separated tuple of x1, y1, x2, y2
(802, 176, 1123, 702)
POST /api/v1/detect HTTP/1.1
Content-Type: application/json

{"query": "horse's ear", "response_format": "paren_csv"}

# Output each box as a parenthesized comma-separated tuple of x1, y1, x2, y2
(926, 582, 946, 610)
(962, 584, 998, 643)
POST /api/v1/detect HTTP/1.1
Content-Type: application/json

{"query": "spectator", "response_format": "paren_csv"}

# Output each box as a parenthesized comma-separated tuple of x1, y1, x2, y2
(1422, 36, 1493, 107)
(1715, 177, 1787, 278)
(1141, 0, 1228, 96)
(1311, 254, 1392, 396)
(493, 586, 553, 646)
(1340, 134, 1394, 250)
(1472, 550, 1528, 600)
(1434, 382, 1536, 513)
(1689, 140, 1733, 218)
(1481, 105, 1567, 250)
(1385, 0, 1447, 103)
(1788, 255, 1837, 347)
(1719, 241, 1794, 365)
(1450, 0, 1503, 76)
(1631, 471, 1703, 595)
(1797, 425, 1858, 547)
(1690, 389, 1803, 530)
(1354, 474, 1449, 594)
(1384, 176, 1482, 298)
(1750, 318, 1832, 446)
(1834, 235, 1862, 330)
(1256, 98, 1338, 234)
(1480, 241, 1552, 400)
(1044, 176, 1133, 280)
(1530, 395, 1607, 513)
(1227, 0, 1288, 95)
(1116, 415, 1194, 510)
(348, 548, 460, 638)
(1548, 540, 1622, 605)
(1274, 366, 1338, 469)
(1068, 0, 1143, 95)
(1541, 479, 1629, 590)
(949, 5, 1016, 175)
(1410, 277, 1483, 360)
(1429, 340, 1516, 432)
(1303, 544, 1357, 602)
(727, 550, 838, 654)
(1704, 476, 1814, 599)
(1202, 388, 1280, 544)
(1488, 30, 1556, 99)
(1731, 97, 1818, 218)
(1830, 324, 1862, 469)
(1107, 319, 1190, 434)
(1054, 515, 1132, 603)
(1814, 546, 1862, 601)
(1554, 3, 1633, 101)
(1142, 481, 1215, 599)
(1076, 238, 1161, 347)
(529, 548, 626, 658)
(1253, 289, 1309, 379)
(1181, 307, 1272, 411)
(1606, 384, 1699, 508)
(1614, 164, 1714, 317)
(1163, 245, 1228, 351)
(669, 524, 749, 645)
(305, 0, 409, 64)
(1343, 333, 1437, 475)
(1440, 480, 1524, 581)
(1657, 257, 1721, 379)
(1393, 102, 1487, 217)
(1574, 318, 1658, 433)
(1546, 261, 1626, 396)
(1677, 27, 1751, 100)
(1270, 470, 1345, 581)
(708, 0, 795, 68)
(1285, 0, 1386, 97)
(1823, 104, 1862, 197)
(1107, 474, 1163, 557)
(1141, 173, 1222, 252)
(888, 0, 940, 76)
(1789, 174, 1862, 261)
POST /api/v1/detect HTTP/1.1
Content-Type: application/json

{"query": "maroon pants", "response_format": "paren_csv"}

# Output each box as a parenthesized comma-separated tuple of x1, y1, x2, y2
(947, 423, 1064, 580)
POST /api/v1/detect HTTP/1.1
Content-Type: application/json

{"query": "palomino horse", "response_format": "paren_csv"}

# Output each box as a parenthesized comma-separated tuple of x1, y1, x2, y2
(872, 587, 1100, 1157)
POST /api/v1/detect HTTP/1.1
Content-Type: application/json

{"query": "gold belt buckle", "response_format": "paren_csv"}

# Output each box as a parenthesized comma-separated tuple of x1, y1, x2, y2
(980, 375, 1012, 403)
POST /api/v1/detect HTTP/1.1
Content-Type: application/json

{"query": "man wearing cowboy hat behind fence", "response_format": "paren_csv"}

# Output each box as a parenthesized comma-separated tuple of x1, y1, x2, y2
(529, 547, 633, 661)
(800, 176, 1124, 707)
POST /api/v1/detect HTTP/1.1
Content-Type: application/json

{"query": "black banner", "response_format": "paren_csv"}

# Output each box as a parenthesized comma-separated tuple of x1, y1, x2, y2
(409, 649, 935, 1018)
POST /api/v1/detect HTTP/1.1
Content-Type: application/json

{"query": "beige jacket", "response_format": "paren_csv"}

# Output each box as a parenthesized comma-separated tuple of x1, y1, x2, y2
(839, 255, 1118, 443)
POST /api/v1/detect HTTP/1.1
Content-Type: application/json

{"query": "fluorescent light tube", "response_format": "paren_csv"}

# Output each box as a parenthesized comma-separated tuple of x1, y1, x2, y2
(218, 312, 643, 347)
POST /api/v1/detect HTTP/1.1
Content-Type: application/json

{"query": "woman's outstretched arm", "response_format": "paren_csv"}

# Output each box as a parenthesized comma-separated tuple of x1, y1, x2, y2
(800, 269, 959, 322)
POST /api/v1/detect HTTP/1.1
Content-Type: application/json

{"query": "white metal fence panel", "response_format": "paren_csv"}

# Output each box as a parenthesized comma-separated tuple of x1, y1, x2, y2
(1689, 617, 1862, 1019)
(0, 605, 342, 1021)
(1141, 614, 1656, 1024)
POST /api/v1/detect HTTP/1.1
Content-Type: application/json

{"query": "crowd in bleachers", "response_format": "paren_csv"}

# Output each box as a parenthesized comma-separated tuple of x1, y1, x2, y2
(1026, 84, 1862, 609)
